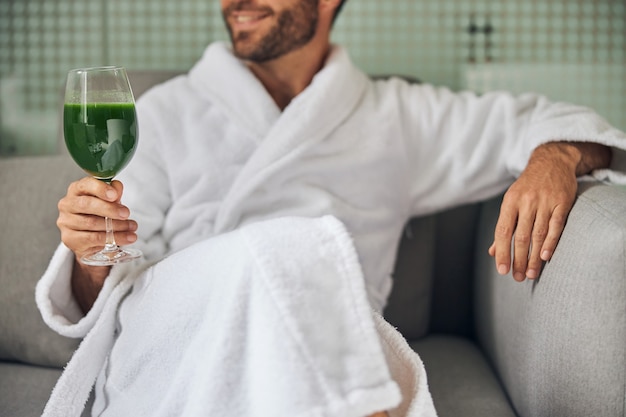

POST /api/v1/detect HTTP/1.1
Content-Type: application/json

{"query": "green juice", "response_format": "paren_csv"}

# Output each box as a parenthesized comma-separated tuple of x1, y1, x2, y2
(64, 102, 138, 180)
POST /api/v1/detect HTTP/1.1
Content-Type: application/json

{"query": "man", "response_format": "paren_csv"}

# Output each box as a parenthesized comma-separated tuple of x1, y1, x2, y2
(40, 0, 623, 416)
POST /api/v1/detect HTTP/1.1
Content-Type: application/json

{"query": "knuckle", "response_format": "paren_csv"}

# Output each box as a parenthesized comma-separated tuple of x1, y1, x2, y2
(56, 212, 74, 232)
(56, 216, 65, 230)
(503, 184, 521, 197)
(85, 231, 104, 246)
(550, 211, 568, 226)
(494, 223, 513, 239)
(83, 215, 101, 230)
(58, 194, 74, 213)
(505, 186, 537, 203)
(75, 195, 92, 212)
(519, 192, 539, 206)
(71, 178, 87, 194)
(73, 177, 99, 196)
(532, 227, 548, 240)
(514, 232, 531, 245)
(67, 180, 78, 194)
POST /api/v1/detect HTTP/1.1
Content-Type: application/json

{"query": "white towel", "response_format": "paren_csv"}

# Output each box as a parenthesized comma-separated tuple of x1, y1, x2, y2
(39, 215, 437, 417)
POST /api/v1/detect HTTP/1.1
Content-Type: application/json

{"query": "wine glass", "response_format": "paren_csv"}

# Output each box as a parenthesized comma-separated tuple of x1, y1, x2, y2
(63, 66, 142, 266)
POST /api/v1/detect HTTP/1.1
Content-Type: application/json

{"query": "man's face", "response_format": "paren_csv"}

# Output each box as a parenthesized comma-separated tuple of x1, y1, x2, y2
(221, 0, 319, 62)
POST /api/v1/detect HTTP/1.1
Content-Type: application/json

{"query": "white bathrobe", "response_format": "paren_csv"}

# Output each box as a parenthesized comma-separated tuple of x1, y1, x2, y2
(37, 42, 626, 416)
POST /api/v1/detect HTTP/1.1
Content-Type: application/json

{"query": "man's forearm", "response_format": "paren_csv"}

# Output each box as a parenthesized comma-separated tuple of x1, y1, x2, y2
(71, 260, 110, 314)
(534, 141, 612, 176)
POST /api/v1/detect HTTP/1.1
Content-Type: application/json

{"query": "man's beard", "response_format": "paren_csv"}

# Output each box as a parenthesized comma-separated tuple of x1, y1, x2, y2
(223, 0, 319, 62)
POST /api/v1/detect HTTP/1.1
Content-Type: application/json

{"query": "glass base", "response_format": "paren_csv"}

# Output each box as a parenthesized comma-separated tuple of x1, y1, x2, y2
(80, 247, 143, 266)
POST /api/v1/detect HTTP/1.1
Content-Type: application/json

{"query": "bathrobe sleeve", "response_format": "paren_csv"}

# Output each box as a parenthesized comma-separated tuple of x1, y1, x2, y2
(386, 80, 626, 215)
(35, 86, 175, 337)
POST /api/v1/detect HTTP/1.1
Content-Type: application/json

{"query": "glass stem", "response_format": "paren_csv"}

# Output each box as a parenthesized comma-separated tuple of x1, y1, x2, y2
(103, 216, 118, 253)
(101, 179, 118, 253)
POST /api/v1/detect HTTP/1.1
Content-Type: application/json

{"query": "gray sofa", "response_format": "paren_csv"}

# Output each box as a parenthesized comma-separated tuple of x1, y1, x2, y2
(1, 72, 625, 417)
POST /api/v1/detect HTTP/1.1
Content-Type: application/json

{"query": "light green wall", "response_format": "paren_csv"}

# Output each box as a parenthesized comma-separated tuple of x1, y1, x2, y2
(1, 0, 624, 155)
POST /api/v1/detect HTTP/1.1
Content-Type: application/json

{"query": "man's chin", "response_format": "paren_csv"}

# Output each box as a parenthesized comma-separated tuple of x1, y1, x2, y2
(231, 42, 276, 63)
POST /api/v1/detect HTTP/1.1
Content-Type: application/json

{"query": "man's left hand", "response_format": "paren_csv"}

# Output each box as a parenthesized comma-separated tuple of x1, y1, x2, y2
(489, 141, 611, 281)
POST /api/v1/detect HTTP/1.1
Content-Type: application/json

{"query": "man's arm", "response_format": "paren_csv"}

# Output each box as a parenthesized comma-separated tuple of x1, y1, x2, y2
(489, 141, 612, 281)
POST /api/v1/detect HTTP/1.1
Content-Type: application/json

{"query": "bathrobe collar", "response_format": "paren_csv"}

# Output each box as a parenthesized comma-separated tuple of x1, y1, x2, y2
(188, 41, 369, 142)
(189, 42, 371, 233)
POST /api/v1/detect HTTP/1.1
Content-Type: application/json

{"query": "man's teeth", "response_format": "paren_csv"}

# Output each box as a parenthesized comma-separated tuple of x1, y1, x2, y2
(236, 15, 257, 22)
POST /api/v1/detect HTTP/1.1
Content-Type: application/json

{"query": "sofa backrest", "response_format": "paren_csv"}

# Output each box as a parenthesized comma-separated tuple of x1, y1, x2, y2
(384, 203, 480, 341)
(0, 154, 84, 367)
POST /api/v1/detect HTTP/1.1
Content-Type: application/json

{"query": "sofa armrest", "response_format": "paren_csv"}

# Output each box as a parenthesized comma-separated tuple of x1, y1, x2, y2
(473, 182, 626, 417)
(0, 154, 83, 367)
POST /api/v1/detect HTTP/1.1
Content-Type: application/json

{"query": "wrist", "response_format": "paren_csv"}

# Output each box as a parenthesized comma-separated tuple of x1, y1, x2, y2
(71, 259, 110, 314)
(533, 141, 611, 176)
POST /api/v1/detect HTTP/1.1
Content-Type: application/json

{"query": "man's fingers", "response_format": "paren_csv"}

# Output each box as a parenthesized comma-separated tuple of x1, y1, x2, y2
(512, 207, 536, 282)
(59, 213, 137, 233)
(540, 205, 569, 261)
(57, 177, 137, 260)
(526, 212, 550, 279)
(59, 191, 130, 221)
(61, 220, 137, 256)
(492, 206, 517, 276)
(491, 204, 568, 282)
(109, 180, 124, 202)
(490, 142, 580, 282)
(69, 177, 120, 202)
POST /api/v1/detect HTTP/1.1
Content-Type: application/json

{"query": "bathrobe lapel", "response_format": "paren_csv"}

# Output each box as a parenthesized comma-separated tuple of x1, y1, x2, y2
(189, 42, 369, 234)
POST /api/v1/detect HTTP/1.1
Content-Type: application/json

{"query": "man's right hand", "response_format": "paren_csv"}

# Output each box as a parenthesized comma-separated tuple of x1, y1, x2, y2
(57, 177, 138, 313)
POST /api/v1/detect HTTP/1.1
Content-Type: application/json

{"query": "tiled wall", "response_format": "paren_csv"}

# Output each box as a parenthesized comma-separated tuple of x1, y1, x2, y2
(1, 0, 624, 155)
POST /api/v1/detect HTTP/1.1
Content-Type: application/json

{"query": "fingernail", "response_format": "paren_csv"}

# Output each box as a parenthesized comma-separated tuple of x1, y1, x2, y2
(106, 189, 117, 200)
(129, 221, 138, 231)
(497, 264, 508, 275)
(527, 269, 537, 279)
(541, 250, 551, 261)
(514, 272, 525, 281)
(118, 207, 130, 218)
(127, 233, 137, 243)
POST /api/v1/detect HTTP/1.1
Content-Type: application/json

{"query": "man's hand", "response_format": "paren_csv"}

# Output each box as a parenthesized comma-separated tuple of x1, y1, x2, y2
(57, 177, 138, 312)
(489, 142, 611, 281)
(58, 177, 137, 258)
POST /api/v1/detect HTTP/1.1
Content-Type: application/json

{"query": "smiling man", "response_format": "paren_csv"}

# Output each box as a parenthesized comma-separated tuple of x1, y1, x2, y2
(37, 0, 626, 416)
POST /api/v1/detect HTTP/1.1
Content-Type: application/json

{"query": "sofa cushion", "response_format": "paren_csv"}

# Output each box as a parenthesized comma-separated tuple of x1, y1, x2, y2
(474, 183, 626, 417)
(0, 362, 62, 416)
(411, 335, 516, 417)
(0, 155, 83, 367)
